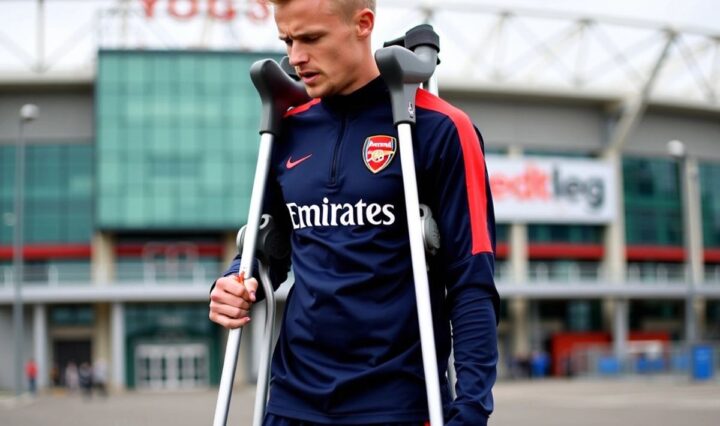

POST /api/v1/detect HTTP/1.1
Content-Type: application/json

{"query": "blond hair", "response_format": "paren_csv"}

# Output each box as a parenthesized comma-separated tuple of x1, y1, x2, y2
(268, 0, 376, 21)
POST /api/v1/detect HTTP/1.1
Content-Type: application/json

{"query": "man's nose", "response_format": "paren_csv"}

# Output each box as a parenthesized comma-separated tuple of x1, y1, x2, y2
(288, 44, 308, 66)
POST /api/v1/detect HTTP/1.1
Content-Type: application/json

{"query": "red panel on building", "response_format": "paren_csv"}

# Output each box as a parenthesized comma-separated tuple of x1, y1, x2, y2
(528, 243, 604, 260)
(0, 244, 91, 261)
(626, 245, 684, 262)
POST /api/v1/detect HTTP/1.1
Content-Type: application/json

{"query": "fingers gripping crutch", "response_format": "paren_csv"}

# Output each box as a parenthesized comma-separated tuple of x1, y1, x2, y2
(213, 59, 309, 426)
(375, 25, 444, 426)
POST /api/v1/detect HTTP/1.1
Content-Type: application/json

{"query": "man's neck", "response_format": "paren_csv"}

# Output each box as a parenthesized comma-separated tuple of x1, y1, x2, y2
(338, 54, 381, 95)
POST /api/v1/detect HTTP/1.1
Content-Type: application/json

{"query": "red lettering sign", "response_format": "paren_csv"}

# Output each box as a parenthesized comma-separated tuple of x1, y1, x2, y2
(246, 0, 270, 22)
(141, 0, 267, 22)
(168, 0, 199, 20)
(490, 164, 551, 201)
(209, 0, 237, 21)
(141, 0, 159, 17)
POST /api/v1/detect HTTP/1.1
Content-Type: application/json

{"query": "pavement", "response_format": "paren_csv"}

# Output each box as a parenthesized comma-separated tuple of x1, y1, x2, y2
(1, 379, 719, 425)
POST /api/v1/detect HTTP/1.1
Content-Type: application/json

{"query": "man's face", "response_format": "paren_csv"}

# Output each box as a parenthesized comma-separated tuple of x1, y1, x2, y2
(274, 0, 368, 98)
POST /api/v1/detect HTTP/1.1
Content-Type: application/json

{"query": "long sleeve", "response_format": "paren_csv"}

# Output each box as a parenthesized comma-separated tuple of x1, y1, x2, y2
(417, 89, 499, 424)
(446, 288, 497, 425)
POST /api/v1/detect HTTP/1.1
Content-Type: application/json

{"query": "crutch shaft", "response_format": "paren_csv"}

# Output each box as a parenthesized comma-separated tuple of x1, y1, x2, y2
(213, 132, 275, 426)
(398, 123, 444, 426)
(252, 262, 276, 426)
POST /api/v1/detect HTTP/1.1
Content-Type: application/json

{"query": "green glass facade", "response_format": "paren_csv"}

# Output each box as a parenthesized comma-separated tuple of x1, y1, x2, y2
(50, 304, 95, 326)
(623, 157, 683, 246)
(0, 142, 93, 245)
(96, 50, 281, 230)
(496, 224, 508, 243)
(528, 224, 603, 244)
(700, 162, 720, 248)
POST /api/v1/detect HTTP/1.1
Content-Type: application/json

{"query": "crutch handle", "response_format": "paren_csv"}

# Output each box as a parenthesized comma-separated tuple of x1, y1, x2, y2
(236, 215, 290, 265)
(382, 34, 406, 48)
(375, 25, 440, 125)
(382, 24, 440, 60)
(250, 59, 311, 135)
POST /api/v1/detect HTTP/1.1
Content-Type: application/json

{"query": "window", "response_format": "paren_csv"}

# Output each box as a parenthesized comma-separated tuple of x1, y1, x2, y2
(623, 157, 683, 246)
(528, 224, 603, 244)
(700, 162, 720, 248)
(0, 143, 93, 245)
(529, 260, 601, 282)
(96, 51, 282, 230)
(50, 304, 95, 326)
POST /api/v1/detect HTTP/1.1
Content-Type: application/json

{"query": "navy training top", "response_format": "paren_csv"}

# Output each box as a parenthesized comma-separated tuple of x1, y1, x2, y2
(221, 76, 499, 425)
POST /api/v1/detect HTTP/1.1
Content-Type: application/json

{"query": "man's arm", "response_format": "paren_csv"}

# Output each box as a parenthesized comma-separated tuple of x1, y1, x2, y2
(421, 105, 499, 425)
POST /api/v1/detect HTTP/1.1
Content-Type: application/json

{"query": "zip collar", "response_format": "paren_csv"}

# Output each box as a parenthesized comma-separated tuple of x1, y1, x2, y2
(321, 76, 390, 115)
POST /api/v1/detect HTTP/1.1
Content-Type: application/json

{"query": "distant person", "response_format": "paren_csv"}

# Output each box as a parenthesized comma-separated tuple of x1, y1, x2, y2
(25, 358, 38, 395)
(65, 361, 79, 393)
(50, 362, 61, 387)
(79, 362, 93, 399)
(93, 359, 108, 397)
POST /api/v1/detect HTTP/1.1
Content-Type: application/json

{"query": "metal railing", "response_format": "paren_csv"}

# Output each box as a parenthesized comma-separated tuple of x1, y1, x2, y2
(528, 262, 603, 283)
(0, 261, 223, 287)
(627, 262, 688, 284)
(569, 341, 720, 380)
(1, 260, 718, 290)
(705, 265, 720, 284)
(1, 263, 91, 286)
(494, 261, 720, 286)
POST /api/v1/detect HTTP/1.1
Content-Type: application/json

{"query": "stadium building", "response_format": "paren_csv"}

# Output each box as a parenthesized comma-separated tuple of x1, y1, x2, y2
(1, 1, 719, 392)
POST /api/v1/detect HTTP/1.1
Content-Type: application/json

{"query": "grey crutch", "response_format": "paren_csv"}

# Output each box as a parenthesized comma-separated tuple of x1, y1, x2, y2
(375, 24, 444, 426)
(213, 58, 309, 426)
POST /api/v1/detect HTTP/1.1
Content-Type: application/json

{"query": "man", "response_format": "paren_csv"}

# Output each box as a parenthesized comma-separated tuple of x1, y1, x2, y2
(209, 0, 499, 424)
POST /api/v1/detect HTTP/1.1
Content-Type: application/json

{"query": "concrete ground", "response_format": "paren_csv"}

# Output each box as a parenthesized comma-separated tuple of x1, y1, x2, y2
(1, 379, 719, 425)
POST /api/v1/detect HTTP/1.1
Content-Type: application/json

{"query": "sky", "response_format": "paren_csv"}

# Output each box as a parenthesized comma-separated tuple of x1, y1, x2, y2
(476, 0, 720, 33)
(0, 0, 718, 75)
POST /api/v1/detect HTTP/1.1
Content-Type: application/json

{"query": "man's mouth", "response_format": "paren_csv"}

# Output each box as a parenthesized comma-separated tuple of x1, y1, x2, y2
(298, 70, 320, 84)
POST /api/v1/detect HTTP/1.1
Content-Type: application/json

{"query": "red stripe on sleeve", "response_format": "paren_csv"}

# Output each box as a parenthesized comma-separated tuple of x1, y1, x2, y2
(416, 89, 492, 255)
(284, 98, 320, 117)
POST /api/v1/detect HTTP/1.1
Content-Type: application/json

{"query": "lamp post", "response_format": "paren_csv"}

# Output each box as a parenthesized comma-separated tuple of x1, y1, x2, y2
(667, 139, 701, 366)
(13, 104, 38, 396)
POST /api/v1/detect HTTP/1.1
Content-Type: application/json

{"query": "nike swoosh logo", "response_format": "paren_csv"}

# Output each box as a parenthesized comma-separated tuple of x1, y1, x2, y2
(286, 154, 312, 169)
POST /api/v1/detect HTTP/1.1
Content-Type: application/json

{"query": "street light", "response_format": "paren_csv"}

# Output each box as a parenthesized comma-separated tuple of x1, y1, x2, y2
(667, 139, 699, 368)
(13, 104, 38, 396)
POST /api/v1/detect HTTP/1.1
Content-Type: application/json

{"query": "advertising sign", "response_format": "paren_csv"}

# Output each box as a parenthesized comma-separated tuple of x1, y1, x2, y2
(486, 156, 616, 224)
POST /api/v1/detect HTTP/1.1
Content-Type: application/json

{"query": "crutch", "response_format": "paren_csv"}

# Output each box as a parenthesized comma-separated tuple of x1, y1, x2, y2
(375, 24, 444, 426)
(385, 26, 457, 401)
(213, 58, 310, 426)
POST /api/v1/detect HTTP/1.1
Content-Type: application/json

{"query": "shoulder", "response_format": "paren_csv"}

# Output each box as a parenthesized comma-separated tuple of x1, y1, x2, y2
(416, 89, 476, 133)
(415, 89, 482, 149)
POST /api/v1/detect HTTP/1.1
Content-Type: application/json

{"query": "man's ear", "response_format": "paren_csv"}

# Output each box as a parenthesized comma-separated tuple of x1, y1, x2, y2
(354, 8, 374, 39)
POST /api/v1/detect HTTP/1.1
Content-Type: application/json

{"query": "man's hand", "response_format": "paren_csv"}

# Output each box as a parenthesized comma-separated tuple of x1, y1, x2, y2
(209, 273, 259, 329)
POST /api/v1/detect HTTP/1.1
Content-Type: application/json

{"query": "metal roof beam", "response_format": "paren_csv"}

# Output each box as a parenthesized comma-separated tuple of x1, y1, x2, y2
(606, 30, 676, 153)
